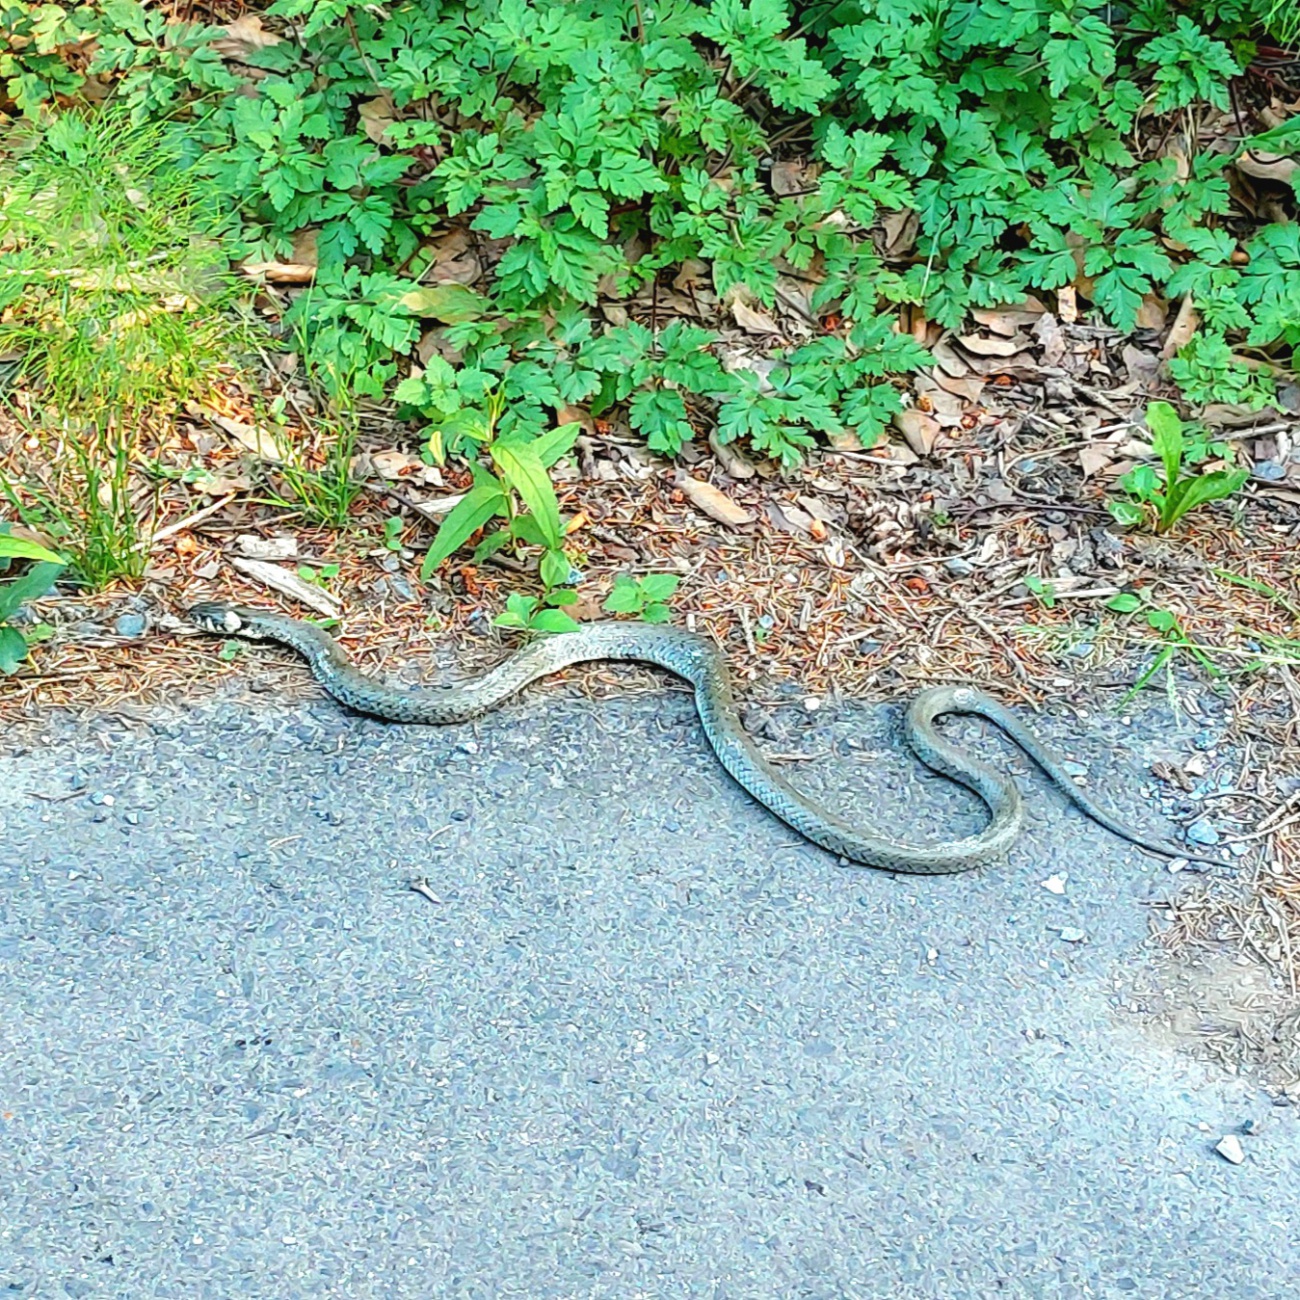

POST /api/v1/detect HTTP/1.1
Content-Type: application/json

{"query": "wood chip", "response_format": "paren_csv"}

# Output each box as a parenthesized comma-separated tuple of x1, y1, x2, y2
(229, 557, 342, 617)
(237, 534, 297, 561)
(680, 477, 753, 526)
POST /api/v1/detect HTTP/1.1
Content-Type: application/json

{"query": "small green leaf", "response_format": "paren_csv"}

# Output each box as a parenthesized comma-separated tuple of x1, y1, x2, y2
(1107, 500, 1146, 528)
(642, 603, 673, 624)
(1146, 608, 1178, 632)
(1106, 592, 1143, 613)
(603, 575, 642, 613)
(530, 608, 580, 633)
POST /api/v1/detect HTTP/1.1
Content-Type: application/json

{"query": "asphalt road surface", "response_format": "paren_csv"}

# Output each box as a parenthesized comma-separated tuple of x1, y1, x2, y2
(2, 681, 1295, 1298)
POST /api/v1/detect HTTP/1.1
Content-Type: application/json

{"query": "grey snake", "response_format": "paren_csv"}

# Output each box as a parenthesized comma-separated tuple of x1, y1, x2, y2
(188, 602, 1216, 875)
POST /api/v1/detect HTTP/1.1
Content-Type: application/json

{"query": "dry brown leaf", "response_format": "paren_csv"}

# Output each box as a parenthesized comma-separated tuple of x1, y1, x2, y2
(771, 159, 819, 195)
(672, 258, 710, 294)
(427, 231, 482, 287)
(795, 494, 836, 524)
(187, 469, 250, 496)
(1057, 284, 1079, 324)
(211, 415, 283, 462)
(1032, 312, 1067, 367)
(367, 449, 425, 480)
(969, 308, 1042, 337)
(709, 433, 756, 479)
(1236, 151, 1298, 185)
(731, 299, 781, 335)
(1161, 295, 1200, 359)
(680, 477, 753, 526)
(931, 372, 986, 403)
(881, 209, 918, 258)
(930, 339, 970, 378)
(893, 408, 940, 456)
(957, 332, 1030, 357)
(1136, 293, 1168, 330)
(358, 94, 396, 146)
(211, 15, 282, 59)
(241, 260, 316, 284)
(1078, 445, 1114, 480)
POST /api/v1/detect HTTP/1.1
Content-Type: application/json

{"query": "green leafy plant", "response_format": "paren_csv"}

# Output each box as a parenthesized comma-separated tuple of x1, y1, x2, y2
(1024, 575, 1057, 610)
(381, 516, 405, 551)
(1108, 402, 1248, 532)
(0, 106, 245, 586)
(296, 561, 341, 588)
(1105, 586, 1221, 701)
(603, 573, 681, 623)
(0, 530, 66, 675)
(416, 398, 580, 583)
(492, 590, 580, 635)
(5, 0, 1298, 512)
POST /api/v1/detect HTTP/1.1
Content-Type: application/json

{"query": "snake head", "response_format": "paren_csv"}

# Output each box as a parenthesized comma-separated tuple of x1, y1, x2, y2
(187, 602, 267, 639)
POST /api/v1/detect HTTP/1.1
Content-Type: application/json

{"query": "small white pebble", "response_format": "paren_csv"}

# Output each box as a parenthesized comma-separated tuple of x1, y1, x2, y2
(1168, 858, 1189, 874)
(1216, 1134, 1246, 1165)
(926, 947, 938, 964)
(1183, 754, 1208, 777)
(802, 696, 822, 712)
(1055, 926, 1086, 943)
(1041, 874, 1068, 894)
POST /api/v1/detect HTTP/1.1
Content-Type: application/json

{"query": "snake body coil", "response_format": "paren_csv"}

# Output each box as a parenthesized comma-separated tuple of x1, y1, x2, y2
(188, 603, 1213, 875)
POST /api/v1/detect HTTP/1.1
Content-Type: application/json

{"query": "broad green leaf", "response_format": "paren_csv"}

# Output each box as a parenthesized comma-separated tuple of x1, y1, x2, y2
(398, 283, 489, 323)
(638, 573, 680, 602)
(491, 441, 563, 549)
(0, 625, 28, 675)
(539, 548, 571, 589)
(1145, 401, 1184, 488)
(603, 576, 642, 613)
(0, 535, 64, 564)
(1106, 592, 1143, 613)
(420, 482, 507, 578)
(531, 422, 582, 469)
(1161, 468, 1249, 529)
(530, 608, 580, 634)
(0, 561, 64, 622)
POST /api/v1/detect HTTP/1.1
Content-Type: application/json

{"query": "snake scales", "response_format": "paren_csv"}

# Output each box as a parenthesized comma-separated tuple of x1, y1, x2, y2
(188, 602, 1215, 875)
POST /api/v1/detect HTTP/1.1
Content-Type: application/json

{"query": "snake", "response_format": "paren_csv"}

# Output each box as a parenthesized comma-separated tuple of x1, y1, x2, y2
(187, 602, 1219, 875)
